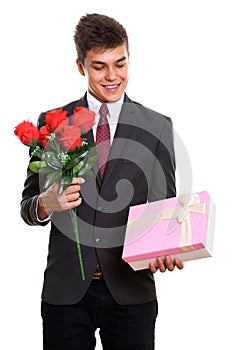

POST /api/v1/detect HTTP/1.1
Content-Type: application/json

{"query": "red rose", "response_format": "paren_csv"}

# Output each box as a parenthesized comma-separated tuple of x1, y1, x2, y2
(14, 120, 39, 145)
(72, 106, 95, 133)
(69, 137, 83, 150)
(39, 125, 51, 147)
(45, 109, 68, 132)
(58, 125, 83, 150)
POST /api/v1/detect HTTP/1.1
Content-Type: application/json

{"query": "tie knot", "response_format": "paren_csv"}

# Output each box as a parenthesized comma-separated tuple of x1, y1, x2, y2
(99, 103, 109, 119)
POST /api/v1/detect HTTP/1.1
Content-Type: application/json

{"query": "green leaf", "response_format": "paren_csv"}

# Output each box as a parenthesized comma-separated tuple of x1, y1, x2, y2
(78, 163, 93, 176)
(36, 161, 51, 175)
(31, 138, 39, 147)
(73, 161, 84, 175)
(44, 171, 62, 189)
(65, 154, 85, 170)
(39, 166, 52, 175)
(87, 142, 97, 150)
(43, 152, 62, 170)
(42, 150, 56, 156)
(65, 144, 96, 171)
(47, 136, 61, 153)
(29, 161, 41, 173)
(32, 146, 43, 159)
(53, 137, 62, 153)
(59, 174, 73, 194)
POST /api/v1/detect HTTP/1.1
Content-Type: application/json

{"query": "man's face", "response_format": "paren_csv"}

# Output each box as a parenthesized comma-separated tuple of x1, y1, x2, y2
(77, 45, 129, 103)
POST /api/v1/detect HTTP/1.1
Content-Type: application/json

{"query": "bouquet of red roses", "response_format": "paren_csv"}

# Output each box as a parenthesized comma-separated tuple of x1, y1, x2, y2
(14, 107, 98, 280)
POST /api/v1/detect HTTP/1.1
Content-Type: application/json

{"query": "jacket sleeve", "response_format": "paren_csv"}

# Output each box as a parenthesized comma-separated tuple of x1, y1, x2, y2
(20, 161, 50, 226)
(148, 116, 176, 202)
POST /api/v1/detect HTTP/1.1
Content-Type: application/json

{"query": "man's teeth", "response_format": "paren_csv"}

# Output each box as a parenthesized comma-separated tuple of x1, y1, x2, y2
(105, 85, 118, 88)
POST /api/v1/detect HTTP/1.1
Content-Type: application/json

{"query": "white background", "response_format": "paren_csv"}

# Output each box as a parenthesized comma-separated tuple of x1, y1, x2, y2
(1, 0, 233, 349)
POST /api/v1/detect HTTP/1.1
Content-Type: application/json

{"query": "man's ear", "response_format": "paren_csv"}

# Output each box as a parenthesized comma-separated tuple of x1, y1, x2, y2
(76, 59, 85, 76)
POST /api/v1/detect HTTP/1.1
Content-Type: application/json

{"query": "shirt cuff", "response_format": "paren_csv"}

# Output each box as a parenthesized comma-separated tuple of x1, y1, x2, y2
(35, 196, 52, 222)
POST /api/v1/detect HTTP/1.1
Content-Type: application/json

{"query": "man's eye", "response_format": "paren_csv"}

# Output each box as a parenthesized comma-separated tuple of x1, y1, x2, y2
(93, 66, 104, 71)
(116, 63, 125, 68)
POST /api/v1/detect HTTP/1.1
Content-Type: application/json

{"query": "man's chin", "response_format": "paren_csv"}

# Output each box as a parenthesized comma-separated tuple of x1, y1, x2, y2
(89, 88, 123, 103)
(100, 90, 124, 103)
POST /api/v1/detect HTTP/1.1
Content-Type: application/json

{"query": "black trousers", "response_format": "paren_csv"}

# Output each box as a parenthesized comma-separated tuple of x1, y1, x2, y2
(41, 278, 158, 350)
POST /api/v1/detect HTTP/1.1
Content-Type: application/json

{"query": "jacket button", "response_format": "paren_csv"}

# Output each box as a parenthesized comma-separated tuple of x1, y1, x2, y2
(95, 238, 101, 244)
(98, 206, 106, 212)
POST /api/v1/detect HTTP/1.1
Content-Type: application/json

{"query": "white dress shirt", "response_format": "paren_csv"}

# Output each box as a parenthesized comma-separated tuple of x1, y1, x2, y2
(87, 91, 124, 144)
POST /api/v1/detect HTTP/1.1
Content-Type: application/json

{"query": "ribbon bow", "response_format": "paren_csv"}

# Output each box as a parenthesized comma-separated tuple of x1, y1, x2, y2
(161, 193, 209, 251)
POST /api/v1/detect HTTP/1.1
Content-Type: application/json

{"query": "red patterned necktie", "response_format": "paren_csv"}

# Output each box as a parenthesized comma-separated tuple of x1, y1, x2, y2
(96, 103, 110, 178)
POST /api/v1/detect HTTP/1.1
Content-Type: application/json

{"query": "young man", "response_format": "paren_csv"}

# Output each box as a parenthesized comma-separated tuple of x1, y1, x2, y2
(21, 13, 183, 350)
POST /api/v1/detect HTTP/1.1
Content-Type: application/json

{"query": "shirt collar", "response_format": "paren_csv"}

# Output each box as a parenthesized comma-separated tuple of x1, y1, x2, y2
(87, 91, 124, 123)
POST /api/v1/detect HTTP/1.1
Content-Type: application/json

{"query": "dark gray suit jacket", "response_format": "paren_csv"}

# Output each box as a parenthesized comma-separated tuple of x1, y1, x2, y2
(21, 93, 176, 305)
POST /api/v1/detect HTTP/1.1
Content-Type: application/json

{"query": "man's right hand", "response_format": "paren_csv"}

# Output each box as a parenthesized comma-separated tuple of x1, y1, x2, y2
(37, 177, 85, 220)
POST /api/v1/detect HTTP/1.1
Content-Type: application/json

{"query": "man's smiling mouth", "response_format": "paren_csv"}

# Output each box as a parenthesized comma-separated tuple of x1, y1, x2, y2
(102, 83, 121, 90)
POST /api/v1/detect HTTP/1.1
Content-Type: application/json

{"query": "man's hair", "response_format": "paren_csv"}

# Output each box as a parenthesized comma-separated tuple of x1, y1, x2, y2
(74, 13, 129, 65)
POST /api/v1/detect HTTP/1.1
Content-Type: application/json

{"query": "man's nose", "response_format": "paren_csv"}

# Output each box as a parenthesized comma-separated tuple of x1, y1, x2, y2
(105, 67, 117, 81)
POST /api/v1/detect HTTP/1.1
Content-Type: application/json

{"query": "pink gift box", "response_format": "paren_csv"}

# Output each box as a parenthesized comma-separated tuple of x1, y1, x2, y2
(122, 191, 215, 270)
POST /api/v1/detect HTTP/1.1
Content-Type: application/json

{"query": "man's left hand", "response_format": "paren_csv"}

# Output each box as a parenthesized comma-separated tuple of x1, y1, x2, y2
(149, 256, 184, 273)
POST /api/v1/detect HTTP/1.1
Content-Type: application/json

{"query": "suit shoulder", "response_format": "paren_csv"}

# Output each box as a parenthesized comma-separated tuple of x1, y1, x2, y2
(131, 100, 172, 124)
(41, 99, 81, 115)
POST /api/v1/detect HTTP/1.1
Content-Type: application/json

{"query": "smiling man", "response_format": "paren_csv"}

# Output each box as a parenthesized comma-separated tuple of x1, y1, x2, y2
(77, 45, 129, 102)
(21, 13, 183, 350)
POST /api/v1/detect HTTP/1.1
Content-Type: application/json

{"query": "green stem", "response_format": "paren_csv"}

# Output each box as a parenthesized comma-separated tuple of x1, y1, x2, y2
(70, 208, 85, 280)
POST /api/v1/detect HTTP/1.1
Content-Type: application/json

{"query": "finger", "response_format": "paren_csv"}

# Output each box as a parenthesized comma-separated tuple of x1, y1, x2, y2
(72, 177, 85, 185)
(149, 262, 158, 273)
(157, 257, 166, 273)
(66, 192, 80, 202)
(69, 197, 82, 209)
(165, 255, 175, 272)
(174, 258, 184, 270)
(59, 196, 82, 211)
(64, 185, 81, 195)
